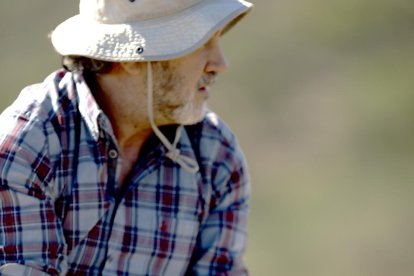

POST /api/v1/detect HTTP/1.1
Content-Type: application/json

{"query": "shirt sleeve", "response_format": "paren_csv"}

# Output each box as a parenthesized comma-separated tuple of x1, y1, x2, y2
(187, 135, 250, 275)
(0, 112, 66, 275)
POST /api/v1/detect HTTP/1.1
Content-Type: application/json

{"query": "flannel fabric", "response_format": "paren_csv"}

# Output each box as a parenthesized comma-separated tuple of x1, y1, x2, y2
(0, 70, 250, 275)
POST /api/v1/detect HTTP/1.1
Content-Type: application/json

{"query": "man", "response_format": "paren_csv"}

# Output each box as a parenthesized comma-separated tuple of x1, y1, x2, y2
(0, 0, 253, 275)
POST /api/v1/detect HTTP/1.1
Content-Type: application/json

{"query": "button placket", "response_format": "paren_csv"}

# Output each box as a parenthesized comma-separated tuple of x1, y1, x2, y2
(106, 145, 119, 200)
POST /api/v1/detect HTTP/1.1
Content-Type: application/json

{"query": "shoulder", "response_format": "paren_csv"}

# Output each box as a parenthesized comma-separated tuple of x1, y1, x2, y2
(189, 110, 237, 147)
(185, 110, 247, 173)
(0, 70, 78, 198)
(0, 70, 78, 159)
(1, 69, 77, 123)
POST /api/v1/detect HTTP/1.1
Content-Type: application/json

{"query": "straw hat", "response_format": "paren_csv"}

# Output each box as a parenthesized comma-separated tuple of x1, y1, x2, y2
(51, 0, 253, 62)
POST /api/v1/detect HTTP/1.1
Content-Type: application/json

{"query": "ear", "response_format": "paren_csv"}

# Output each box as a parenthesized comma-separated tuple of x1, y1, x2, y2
(119, 62, 144, 75)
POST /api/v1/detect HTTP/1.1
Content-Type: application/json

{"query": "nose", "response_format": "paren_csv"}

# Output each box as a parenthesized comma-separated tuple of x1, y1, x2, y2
(205, 38, 229, 75)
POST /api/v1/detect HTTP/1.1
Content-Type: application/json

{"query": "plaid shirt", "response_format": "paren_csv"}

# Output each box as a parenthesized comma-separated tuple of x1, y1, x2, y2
(0, 70, 250, 275)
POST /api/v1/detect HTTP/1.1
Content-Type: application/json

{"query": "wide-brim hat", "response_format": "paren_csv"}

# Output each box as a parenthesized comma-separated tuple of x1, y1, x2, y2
(51, 0, 253, 62)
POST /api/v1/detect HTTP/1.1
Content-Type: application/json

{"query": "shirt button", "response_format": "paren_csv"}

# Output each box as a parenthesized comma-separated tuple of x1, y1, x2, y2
(108, 149, 118, 159)
(107, 255, 113, 263)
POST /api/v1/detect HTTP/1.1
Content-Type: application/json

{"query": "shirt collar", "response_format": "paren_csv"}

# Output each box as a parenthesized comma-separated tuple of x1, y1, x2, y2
(72, 72, 114, 141)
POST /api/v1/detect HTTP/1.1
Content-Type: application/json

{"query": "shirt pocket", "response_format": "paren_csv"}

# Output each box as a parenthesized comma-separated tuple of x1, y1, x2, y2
(107, 213, 200, 275)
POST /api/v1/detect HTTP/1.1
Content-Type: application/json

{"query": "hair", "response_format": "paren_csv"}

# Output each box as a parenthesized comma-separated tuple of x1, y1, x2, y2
(62, 55, 115, 74)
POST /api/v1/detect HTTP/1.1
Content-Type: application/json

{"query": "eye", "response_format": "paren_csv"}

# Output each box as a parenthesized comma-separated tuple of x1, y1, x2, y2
(205, 34, 219, 48)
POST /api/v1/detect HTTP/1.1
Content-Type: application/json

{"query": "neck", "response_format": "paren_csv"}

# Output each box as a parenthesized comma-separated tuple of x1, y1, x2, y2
(93, 68, 153, 148)
(91, 67, 155, 187)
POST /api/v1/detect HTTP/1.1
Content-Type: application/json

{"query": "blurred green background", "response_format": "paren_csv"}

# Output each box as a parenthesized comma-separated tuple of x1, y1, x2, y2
(1, 1, 414, 275)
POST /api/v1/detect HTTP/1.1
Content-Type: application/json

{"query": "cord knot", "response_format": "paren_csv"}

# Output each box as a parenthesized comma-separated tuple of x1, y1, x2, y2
(146, 62, 199, 174)
(166, 148, 181, 161)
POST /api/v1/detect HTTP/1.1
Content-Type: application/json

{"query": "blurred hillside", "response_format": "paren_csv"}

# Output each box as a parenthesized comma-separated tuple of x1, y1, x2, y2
(1, 1, 414, 275)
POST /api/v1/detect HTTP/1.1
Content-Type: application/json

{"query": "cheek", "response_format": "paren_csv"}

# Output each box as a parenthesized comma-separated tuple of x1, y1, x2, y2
(153, 61, 201, 103)
(167, 75, 195, 100)
(174, 60, 204, 91)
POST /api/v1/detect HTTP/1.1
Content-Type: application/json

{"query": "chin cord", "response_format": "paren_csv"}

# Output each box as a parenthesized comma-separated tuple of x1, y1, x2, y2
(146, 62, 199, 174)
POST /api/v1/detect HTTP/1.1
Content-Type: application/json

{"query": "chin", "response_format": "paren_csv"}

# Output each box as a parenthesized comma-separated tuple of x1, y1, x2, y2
(173, 104, 207, 125)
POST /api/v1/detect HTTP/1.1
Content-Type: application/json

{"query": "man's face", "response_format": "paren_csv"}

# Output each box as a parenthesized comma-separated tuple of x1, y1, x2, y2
(151, 32, 228, 125)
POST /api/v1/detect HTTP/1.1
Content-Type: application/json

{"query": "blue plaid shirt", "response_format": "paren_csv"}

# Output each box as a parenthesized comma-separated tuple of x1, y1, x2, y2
(0, 70, 250, 275)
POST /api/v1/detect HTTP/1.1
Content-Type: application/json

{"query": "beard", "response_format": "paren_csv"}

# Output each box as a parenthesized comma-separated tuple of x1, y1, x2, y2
(150, 61, 208, 126)
(170, 100, 207, 125)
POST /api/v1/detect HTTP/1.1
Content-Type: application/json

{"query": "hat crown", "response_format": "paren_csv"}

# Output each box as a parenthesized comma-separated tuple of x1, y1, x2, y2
(80, 0, 203, 23)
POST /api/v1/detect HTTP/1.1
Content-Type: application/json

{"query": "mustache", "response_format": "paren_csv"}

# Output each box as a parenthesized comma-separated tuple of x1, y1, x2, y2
(198, 73, 217, 88)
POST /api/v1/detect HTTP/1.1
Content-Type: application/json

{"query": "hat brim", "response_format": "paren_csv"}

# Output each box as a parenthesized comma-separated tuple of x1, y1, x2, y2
(51, 0, 252, 62)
